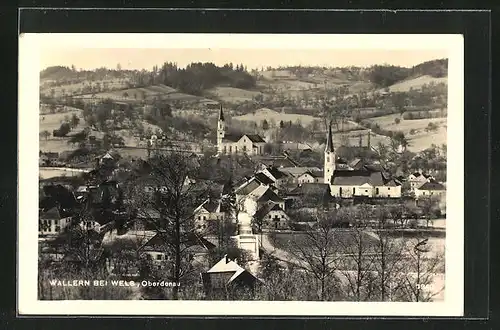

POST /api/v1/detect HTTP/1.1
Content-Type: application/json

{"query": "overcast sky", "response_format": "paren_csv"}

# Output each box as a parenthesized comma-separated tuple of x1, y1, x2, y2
(40, 48, 449, 71)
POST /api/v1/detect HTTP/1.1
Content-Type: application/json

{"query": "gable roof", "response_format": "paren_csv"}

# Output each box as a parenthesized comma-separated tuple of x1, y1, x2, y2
(331, 170, 385, 186)
(254, 203, 285, 221)
(235, 179, 262, 196)
(40, 206, 63, 220)
(222, 133, 244, 143)
(141, 232, 216, 253)
(245, 134, 266, 143)
(265, 167, 289, 180)
(288, 183, 330, 196)
(254, 172, 275, 185)
(418, 181, 445, 191)
(281, 166, 321, 178)
(256, 188, 283, 203)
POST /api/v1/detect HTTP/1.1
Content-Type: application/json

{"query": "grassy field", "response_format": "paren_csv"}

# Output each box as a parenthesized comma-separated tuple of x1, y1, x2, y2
(365, 114, 447, 151)
(40, 79, 128, 98)
(206, 86, 265, 103)
(73, 84, 212, 104)
(385, 75, 448, 93)
(233, 107, 319, 126)
(39, 109, 87, 153)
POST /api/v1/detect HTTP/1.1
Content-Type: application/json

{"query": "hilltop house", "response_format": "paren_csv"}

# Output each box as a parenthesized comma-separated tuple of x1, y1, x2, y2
(216, 105, 267, 155)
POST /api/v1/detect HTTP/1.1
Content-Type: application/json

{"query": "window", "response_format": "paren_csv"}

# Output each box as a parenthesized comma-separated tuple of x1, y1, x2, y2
(156, 254, 162, 260)
(55, 226, 60, 232)
(243, 145, 247, 152)
(223, 146, 227, 153)
(388, 187, 391, 190)
(376, 188, 379, 195)
(235, 146, 238, 153)
(269, 215, 272, 219)
(203, 216, 207, 220)
(365, 190, 368, 193)
(353, 187, 356, 195)
(339, 187, 343, 196)
(229, 146, 232, 153)
(198, 216, 201, 220)
(281, 215, 284, 218)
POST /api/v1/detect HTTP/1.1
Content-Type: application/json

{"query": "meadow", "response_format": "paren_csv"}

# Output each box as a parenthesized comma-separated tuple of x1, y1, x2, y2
(233, 107, 319, 126)
(383, 75, 448, 92)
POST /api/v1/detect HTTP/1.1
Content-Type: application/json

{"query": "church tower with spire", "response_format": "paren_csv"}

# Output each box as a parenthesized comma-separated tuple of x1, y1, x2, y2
(324, 122, 336, 184)
(217, 104, 226, 152)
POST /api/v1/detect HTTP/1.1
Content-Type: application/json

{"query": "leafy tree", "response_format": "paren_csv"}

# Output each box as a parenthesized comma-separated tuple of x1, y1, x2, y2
(70, 114, 80, 128)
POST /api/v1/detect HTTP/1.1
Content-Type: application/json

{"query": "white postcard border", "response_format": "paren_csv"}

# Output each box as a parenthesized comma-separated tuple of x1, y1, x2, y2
(18, 33, 464, 316)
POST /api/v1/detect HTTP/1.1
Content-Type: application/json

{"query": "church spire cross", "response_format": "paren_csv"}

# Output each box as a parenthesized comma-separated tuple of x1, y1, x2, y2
(325, 122, 334, 153)
(218, 104, 225, 121)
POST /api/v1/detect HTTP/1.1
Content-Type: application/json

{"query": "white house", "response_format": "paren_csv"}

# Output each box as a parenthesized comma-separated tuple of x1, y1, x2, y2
(408, 172, 433, 191)
(329, 170, 402, 198)
(193, 199, 228, 231)
(254, 203, 289, 230)
(414, 180, 446, 198)
(39, 207, 72, 236)
(296, 170, 324, 184)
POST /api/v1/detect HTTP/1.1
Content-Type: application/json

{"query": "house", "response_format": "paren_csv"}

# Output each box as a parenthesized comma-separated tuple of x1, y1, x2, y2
(140, 232, 216, 268)
(39, 151, 59, 166)
(414, 180, 446, 198)
(329, 169, 402, 198)
(201, 255, 260, 296)
(287, 183, 332, 208)
(296, 170, 324, 184)
(216, 106, 266, 155)
(39, 206, 72, 236)
(194, 198, 229, 231)
(280, 166, 322, 184)
(258, 166, 291, 188)
(254, 203, 289, 230)
(408, 172, 433, 191)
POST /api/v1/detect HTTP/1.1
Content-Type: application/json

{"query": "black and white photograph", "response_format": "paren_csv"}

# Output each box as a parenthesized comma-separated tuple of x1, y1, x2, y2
(18, 33, 464, 316)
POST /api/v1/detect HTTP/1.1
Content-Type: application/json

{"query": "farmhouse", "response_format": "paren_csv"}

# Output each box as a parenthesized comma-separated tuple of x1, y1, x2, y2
(295, 170, 324, 184)
(194, 198, 229, 231)
(201, 255, 260, 295)
(254, 203, 289, 230)
(414, 180, 446, 198)
(408, 172, 434, 191)
(140, 232, 216, 268)
(216, 106, 267, 155)
(39, 206, 72, 236)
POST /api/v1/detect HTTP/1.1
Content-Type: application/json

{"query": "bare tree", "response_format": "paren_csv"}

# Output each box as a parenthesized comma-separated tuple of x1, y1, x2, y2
(371, 206, 409, 301)
(335, 206, 377, 301)
(395, 238, 445, 302)
(286, 210, 341, 300)
(126, 151, 207, 299)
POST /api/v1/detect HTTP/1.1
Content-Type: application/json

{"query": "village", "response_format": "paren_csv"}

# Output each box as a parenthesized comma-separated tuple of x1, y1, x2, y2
(38, 60, 448, 302)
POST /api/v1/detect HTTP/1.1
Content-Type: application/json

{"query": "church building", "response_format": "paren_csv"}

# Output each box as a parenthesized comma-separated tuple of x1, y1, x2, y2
(216, 106, 267, 155)
(323, 123, 402, 198)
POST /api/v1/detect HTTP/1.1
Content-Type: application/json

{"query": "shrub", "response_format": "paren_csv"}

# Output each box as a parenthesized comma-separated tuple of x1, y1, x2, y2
(409, 129, 416, 135)
(394, 117, 401, 124)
